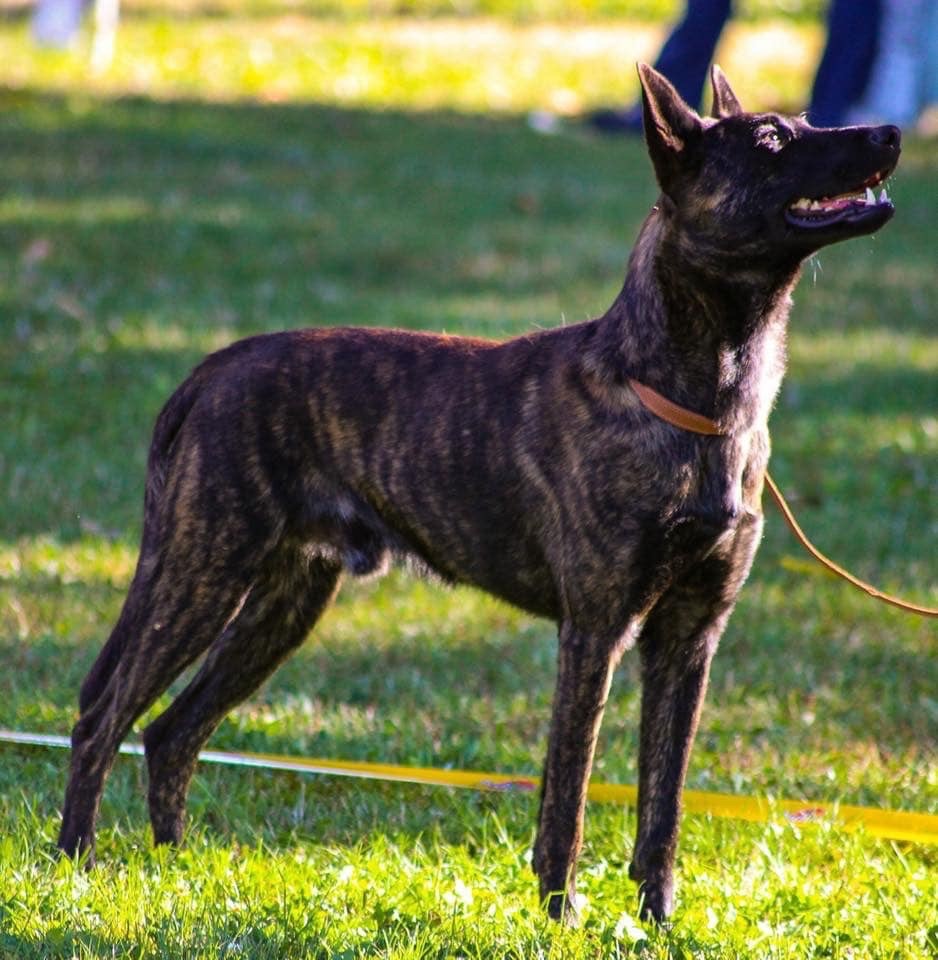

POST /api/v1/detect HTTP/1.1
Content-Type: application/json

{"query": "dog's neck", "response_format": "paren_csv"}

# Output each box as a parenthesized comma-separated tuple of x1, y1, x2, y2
(592, 210, 798, 434)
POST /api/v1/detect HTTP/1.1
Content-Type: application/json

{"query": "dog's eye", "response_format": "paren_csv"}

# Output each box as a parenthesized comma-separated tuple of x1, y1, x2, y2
(754, 123, 787, 152)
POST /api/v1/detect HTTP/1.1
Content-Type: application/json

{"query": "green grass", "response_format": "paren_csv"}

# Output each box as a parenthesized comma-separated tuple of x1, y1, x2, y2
(0, 7, 828, 112)
(1, 8, 936, 959)
(0, 0, 828, 22)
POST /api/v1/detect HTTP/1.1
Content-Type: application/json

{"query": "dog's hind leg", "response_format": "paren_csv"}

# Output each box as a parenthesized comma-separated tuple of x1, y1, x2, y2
(533, 621, 625, 924)
(142, 550, 342, 846)
(57, 520, 275, 863)
(628, 517, 762, 922)
(75, 565, 156, 716)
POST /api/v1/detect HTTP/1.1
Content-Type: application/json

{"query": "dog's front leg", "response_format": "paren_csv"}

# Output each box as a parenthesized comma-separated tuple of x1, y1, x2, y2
(629, 517, 762, 921)
(533, 621, 621, 923)
(628, 625, 717, 923)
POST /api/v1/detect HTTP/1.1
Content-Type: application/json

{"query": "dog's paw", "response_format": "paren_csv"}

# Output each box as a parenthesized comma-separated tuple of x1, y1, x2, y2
(628, 857, 674, 923)
(541, 887, 582, 926)
(636, 876, 674, 924)
(55, 830, 96, 870)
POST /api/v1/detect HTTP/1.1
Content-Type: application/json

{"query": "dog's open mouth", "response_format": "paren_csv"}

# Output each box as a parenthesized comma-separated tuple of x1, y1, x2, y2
(785, 169, 893, 229)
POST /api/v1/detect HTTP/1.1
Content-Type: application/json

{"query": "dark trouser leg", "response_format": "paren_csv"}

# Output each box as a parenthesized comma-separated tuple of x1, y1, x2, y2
(809, 0, 881, 126)
(654, 0, 734, 111)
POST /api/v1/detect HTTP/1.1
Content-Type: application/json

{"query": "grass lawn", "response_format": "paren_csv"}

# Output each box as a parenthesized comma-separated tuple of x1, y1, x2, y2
(0, 5, 936, 958)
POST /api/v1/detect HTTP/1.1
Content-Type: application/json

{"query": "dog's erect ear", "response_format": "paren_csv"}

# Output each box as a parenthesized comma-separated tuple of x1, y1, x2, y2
(637, 62, 703, 194)
(710, 64, 742, 118)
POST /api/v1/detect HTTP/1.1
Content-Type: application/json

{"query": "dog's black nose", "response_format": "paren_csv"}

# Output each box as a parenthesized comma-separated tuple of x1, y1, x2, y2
(869, 125, 901, 149)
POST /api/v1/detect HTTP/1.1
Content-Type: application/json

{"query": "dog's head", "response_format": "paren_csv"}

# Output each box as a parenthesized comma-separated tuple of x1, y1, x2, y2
(637, 63, 900, 267)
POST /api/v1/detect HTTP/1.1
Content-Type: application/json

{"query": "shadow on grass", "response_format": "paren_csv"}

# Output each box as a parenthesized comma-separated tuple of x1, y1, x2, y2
(0, 88, 642, 541)
(1, 87, 935, 543)
(3, 575, 934, 759)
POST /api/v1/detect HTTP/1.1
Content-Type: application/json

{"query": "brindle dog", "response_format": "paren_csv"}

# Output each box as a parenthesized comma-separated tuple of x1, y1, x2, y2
(58, 64, 900, 922)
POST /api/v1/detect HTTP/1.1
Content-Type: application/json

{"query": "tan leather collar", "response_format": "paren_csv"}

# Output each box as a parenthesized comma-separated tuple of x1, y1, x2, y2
(628, 378, 723, 436)
(627, 376, 937, 618)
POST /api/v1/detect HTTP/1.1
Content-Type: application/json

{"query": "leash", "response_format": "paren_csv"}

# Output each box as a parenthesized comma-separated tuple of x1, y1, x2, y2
(627, 378, 938, 618)
(2, 729, 936, 844)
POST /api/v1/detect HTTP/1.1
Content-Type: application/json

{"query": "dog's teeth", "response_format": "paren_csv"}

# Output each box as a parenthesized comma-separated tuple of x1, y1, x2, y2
(879, 187, 889, 203)
(865, 187, 876, 205)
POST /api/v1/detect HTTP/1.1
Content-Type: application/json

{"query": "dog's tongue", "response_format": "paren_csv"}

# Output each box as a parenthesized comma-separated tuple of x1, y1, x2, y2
(821, 195, 861, 211)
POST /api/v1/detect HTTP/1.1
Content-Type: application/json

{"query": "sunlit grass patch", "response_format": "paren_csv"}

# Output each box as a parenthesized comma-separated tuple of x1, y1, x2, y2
(0, 536, 137, 586)
(0, 15, 822, 113)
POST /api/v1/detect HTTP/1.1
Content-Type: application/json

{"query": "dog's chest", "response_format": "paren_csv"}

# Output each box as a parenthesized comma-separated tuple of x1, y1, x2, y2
(593, 430, 760, 568)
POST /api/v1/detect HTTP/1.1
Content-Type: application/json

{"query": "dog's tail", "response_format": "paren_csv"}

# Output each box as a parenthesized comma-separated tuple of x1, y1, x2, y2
(77, 366, 210, 713)
(143, 370, 203, 531)
(144, 338, 257, 525)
